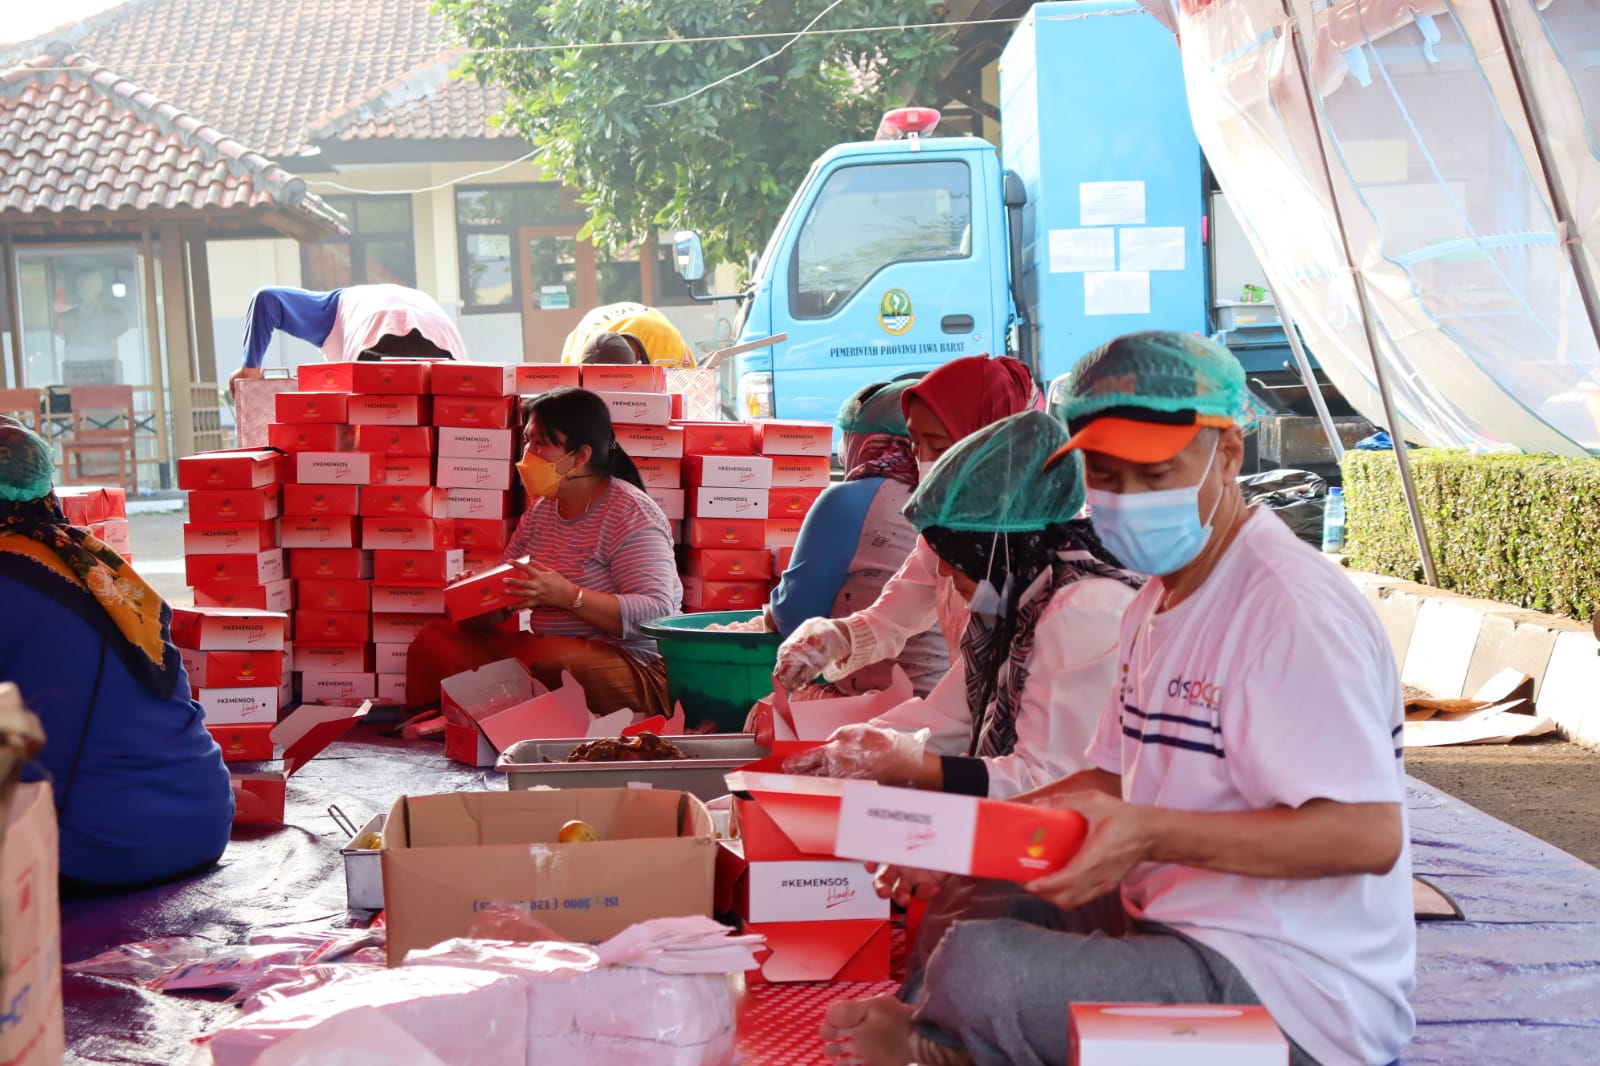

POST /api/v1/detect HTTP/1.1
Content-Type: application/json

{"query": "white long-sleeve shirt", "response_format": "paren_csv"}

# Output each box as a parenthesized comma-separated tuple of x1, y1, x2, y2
(870, 572, 1136, 799)
(826, 536, 968, 682)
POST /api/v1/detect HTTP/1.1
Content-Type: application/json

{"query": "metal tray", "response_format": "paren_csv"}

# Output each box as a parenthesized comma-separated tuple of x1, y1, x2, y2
(497, 735, 768, 801)
(337, 813, 386, 911)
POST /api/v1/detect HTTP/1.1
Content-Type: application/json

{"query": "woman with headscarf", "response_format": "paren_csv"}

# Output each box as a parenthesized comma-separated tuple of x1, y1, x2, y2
(0, 418, 232, 892)
(784, 409, 1142, 801)
(772, 353, 1042, 692)
(723, 381, 948, 698)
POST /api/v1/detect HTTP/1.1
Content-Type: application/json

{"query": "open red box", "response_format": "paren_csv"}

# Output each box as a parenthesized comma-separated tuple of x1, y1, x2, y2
(438, 661, 633, 767)
(230, 701, 371, 825)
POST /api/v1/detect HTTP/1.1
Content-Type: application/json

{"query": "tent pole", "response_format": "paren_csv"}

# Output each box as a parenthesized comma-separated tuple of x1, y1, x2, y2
(1278, 1, 1437, 585)
(1275, 301, 1344, 460)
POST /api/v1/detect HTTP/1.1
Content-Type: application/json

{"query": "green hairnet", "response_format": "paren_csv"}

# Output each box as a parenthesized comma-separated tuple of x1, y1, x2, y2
(0, 421, 55, 502)
(1057, 330, 1256, 431)
(838, 379, 914, 436)
(904, 410, 1084, 533)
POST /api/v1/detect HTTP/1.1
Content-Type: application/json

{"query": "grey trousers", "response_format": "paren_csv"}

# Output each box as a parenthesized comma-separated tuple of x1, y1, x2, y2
(901, 878, 1320, 1066)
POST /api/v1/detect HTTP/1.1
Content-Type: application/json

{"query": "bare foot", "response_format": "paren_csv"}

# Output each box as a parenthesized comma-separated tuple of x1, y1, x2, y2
(820, 994, 970, 1065)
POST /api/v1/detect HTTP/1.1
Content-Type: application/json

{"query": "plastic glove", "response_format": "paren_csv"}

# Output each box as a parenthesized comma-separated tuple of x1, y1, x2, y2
(773, 617, 850, 691)
(781, 723, 931, 788)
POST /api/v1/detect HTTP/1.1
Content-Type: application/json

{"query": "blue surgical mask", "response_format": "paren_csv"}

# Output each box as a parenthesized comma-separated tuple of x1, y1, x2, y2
(1087, 439, 1220, 576)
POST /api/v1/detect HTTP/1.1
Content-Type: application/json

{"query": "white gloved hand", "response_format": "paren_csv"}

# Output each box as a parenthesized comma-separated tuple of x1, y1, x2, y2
(773, 617, 850, 691)
(781, 724, 931, 788)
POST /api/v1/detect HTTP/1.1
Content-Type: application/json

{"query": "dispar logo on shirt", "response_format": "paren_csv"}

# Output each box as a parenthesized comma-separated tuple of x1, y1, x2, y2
(1167, 676, 1224, 711)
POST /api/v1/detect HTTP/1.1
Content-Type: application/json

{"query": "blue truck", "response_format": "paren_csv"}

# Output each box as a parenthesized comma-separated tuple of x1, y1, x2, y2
(673, 0, 1313, 433)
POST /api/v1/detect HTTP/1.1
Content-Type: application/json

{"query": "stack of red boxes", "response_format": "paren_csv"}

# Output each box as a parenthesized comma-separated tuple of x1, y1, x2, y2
(169, 604, 289, 762)
(55, 485, 132, 559)
(755, 421, 833, 579)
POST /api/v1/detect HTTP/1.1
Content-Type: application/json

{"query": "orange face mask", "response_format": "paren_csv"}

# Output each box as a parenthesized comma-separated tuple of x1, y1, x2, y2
(516, 449, 571, 498)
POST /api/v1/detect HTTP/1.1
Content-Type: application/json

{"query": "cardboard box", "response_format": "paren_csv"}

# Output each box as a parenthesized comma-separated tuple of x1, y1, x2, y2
(581, 363, 667, 393)
(381, 787, 716, 963)
(757, 421, 834, 456)
(181, 648, 285, 689)
(431, 361, 517, 397)
(686, 455, 773, 489)
(360, 485, 442, 520)
(437, 427, 517, 460)
(614, 424, 684, 458)
(267, 422, 349, 454)
(376, 455, 433, 486)
(363, 518, 452, 551)
(694, 486, 768, 520)
(0, 783, 64, 1066)
(206, 723, 274, 763)
(294, 644, 374, 673)
(294, 610, 372, 646)
(231, 701, 371, 825)
(681, 422, 756, 456)
(686, 548, 772, 583)
(196, 686, 278, 725)
(274, 391, 349, 424)
(769, 455, 834, 489)
(1069, 1004, 1289, 1065)
(183, 520, 278, 555)
(431, 395, 518, 429)
(370, 612, 443, 646)
(443, 562, 523, 622)
(183, 548, 285, 589)
(187, 486, 282, 524)
(632, 457, 681, 490)
(288, 548, 374, 582)
(685, 518, 766, 551)
(295, 578, 372, 614)
(282, 483, 360, 517)
(372, 585, 445, 614)
(297, 362, 356, 392)
(372, 549, 465, 587)
(301, 671, 378, 704)
(280, 516, 360, 549)
(436, 456, 514, 491)
(353, 425, 436, 458)
(683, 578, 769, 613)
(374, 642, 410, 675)
(445, 518, 516, 553)
(191, 579, 294, 614)
(514, 363, 582, 395)
(347, 394, 432, 426)
(377, 672, 407, 705)
(647, 487, 685, 520)
(178, 449, 282, 491)
(296, 451, 387, 486)
(352, 359, 434, 395)
(55, 485, 126, 525)
(769, 488, 823, 520)
(595, 391, 671, 426)
(439, 488, 512, 519)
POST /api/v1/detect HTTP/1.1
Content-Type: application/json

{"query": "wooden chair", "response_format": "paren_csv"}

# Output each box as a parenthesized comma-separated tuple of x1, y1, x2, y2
(0, 387, 42, 430)
(60, 385, 138, 494)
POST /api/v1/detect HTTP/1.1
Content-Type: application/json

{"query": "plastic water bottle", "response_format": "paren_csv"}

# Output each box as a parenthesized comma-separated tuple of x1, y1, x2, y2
(1321, 486, 1346, 553)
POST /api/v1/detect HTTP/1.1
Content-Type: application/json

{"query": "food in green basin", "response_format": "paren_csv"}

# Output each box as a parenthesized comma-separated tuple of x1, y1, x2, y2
(641, 610, 781, 733)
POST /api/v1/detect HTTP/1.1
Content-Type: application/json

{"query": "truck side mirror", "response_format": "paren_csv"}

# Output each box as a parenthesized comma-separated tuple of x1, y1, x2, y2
(673, 231, 707, 284)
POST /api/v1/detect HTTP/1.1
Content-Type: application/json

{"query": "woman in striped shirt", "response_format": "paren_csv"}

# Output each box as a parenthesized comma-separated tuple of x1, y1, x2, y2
(405, 389, 682, 717)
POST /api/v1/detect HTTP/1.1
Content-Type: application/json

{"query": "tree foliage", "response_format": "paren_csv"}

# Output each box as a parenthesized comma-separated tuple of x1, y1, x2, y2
(435, 0, 959, 263)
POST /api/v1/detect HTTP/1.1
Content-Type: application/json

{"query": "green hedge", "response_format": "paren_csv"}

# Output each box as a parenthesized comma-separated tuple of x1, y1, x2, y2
(1341, 449, 1600, 621)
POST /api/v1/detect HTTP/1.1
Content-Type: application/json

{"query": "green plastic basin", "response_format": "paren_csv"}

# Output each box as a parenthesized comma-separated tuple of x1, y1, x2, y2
(641, 610, 780, 733)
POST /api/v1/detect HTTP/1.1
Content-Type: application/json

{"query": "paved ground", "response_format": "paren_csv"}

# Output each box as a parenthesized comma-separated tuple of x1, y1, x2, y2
(123, 508, 1600, 868)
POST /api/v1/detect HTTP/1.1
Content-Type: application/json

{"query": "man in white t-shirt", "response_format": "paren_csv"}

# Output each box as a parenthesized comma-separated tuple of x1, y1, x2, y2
(820, 332, 1414, 1066)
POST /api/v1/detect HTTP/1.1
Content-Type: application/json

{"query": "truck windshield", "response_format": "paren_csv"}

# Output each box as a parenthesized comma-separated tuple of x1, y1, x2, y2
(789, 160, 972, 319)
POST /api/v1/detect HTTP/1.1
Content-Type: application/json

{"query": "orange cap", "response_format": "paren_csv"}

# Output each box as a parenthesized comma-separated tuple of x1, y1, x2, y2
(1043, 413, 1234, 469)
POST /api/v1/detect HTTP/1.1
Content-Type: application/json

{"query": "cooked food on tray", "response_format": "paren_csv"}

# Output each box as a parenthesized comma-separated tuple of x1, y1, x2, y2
(563, 733, 689, 763)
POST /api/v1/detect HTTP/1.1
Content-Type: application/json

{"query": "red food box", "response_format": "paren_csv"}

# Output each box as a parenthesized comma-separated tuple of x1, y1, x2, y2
(182, 648, 285, 689)
(437, 427, 517, 460)
(281, 484, 361, 517)
(461, 550, 501, 573)
(267, 422, 349, 454)
(372, 549, 466, 587)
(188, 486, 281, 524)
(757, 421, 834, 456)
(595, 391, 671, 426)
(353, 425, 436, 457)
(685, 455, 774, 489)
(581, 363, 668, 393)
(362, 518, 452, 551)
(170, 606, 288, 651)
(439, 488, 512, 520)
(359, 486, 442, 520)
(184, 549, 285, 588)
(294, 644, 374, 673)
(295, 578, 372, 614)
(191, 579, 294, 614)
(431, 395, 518, 429)
(685, 518, 766, 551)
(686, 548, 773, 583)
(769, 455, 834, 489)
(435, 457, 513, 491)
(683, 578, 769, 612)
(646, 488, 685, 520)
(613, 424, 684, 459)
(274, 391, 349, 424)
(288, 548, 374, 582)
(374, 643, 410, 675)
(376, 456, 433, 486)
(769, 488, 823, 520)
(297, 362, 356, 392)
(178, 449, 283, 491)
(693, 487, 768, 520)
(207, 723, 274, 763)
(346, 394, 432, 426)
(294, 610, 371, 646)
(371, 584, 446, 614)
(766, 518, 805, 549)
(775, 546, 795, 573)
(445, 518, 516, 554)
(633, 457, 681, 490)
(376, 673, 407, 706)
(370, 612, 443, 645)
(442, 562, 523, 621)
(431, 361, 517, 397)
(300, 672, 378, 705)
(351, 360, 434, 395)
(230, 701, 372, 826)
(279, 516, 360, 550)
(514, 363, 582, 395)
(681, 422, 756, 457)
(55, 485, 126, 525)
(183, 521, 278, 555)
(296, 452, 386, 486)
